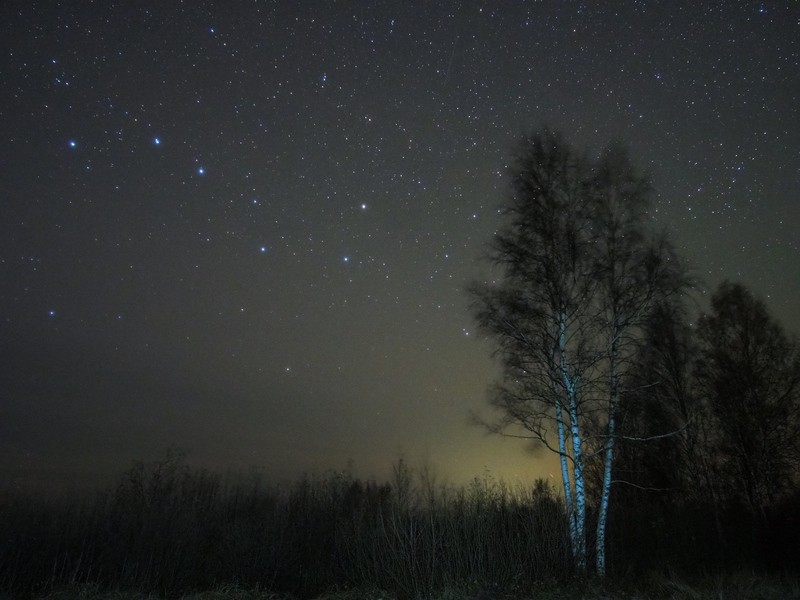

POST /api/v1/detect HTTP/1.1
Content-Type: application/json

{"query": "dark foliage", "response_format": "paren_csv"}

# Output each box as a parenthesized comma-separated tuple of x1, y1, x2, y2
(0, 457, 569, 599)
(608, 281, 800, 575)
(1, 449, 797, 600)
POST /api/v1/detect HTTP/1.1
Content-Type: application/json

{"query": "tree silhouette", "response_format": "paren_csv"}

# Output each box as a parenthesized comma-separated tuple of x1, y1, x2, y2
(695, 281, 800, 523)
(469, 129, 687, 575)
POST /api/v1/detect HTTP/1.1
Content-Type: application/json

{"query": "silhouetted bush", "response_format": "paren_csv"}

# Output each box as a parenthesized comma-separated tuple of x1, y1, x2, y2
(0, 453, 795, 599)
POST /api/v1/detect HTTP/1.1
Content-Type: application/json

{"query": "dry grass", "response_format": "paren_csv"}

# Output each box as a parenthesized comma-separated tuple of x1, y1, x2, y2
(28, 575, 800, 600)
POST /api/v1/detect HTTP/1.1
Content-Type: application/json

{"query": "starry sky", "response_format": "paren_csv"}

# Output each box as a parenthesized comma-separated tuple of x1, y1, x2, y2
(1, 1, 798, 494)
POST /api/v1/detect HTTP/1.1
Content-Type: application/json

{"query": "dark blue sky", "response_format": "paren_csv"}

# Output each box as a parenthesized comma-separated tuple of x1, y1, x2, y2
(1, 1, 798, 493)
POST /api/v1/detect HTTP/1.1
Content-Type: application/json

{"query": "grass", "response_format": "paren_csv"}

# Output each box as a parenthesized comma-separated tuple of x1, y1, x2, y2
(29, 574, 800, 600)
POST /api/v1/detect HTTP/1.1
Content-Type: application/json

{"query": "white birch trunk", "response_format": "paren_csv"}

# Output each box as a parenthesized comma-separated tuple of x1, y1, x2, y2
(568, 401, 587, 571)
(555, 397, 578, 562)
(558, 311, 587, 571)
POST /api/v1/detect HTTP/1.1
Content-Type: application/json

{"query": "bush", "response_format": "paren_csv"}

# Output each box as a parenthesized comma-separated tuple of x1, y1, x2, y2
(1, 452, 794, 599)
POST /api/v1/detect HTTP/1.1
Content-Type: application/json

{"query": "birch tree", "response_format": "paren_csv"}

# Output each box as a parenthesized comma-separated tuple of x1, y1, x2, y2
(469, 130, 686, 575)
(587, 144, 687, 574)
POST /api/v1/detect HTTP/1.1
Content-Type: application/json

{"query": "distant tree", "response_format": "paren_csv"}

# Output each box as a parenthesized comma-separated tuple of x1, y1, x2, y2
(469, 129, 686, 575)
(694, 281, 800, 523)
(613, 300, 696, 494)
(612, 298, 731, 555)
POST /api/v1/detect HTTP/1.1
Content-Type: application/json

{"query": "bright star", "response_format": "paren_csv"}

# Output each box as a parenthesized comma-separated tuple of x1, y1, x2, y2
(197, 167, 205, 175)
(68, 140, 77, 148)
(260, 246, 267, 253)
(153, 137, 161, 145)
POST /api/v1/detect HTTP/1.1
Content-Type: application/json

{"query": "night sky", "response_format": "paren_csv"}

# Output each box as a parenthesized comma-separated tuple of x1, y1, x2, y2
(2, 1, 798, 494)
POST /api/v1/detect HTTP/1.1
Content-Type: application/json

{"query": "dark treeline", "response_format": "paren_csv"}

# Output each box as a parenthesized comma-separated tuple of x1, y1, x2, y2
(607, 280, 800, 575)
(0, 455, 569, 599)
(1, 440, 799, 599)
